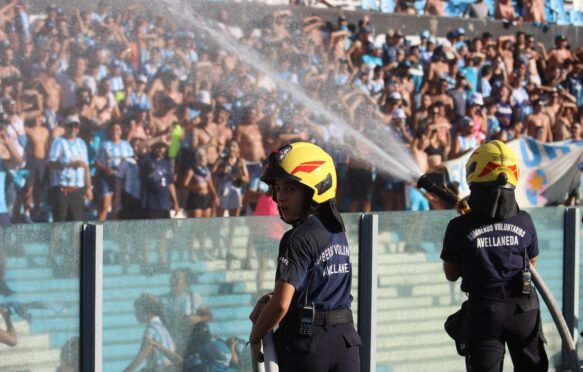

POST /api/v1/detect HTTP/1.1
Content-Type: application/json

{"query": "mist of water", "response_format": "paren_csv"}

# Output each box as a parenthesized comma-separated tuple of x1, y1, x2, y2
(156, 0, 423, 184)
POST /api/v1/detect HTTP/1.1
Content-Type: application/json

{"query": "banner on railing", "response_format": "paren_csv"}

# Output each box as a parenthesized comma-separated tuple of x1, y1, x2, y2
(446, 138, 583, 207)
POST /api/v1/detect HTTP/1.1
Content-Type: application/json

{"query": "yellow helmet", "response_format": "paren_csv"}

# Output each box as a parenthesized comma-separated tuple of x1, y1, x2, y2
(260, 142, 336, 204)
(466, 140, 519, 188)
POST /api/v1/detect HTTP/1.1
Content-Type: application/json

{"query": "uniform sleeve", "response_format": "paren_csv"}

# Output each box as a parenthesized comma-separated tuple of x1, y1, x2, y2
(276, 235, 312, 290)
(440, 219, 463, 263)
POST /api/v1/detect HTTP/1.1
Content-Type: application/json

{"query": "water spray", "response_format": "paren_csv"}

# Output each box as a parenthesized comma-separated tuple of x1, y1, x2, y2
(156, 0, 422, 184)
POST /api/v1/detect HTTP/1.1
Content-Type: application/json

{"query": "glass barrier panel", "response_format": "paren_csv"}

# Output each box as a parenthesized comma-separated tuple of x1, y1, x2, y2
(375, 208, 564, 371)
(529, 207, 565, 369)
(103, 214, 361, 371)
(0, 222, 82, 372)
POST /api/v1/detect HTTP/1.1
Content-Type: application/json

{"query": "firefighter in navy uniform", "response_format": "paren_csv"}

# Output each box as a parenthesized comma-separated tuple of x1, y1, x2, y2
(248, 142, 361, 372)
(441, 140, 548, 371)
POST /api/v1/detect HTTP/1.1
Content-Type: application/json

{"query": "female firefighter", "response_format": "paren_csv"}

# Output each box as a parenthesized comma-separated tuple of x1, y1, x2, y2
(248, 142, 361, 372)
(441, 140, 548, 371)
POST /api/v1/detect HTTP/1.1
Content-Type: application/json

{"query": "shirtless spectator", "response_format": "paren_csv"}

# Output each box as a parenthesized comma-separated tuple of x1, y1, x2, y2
(431, 78, 454, 120)
(57, 56, 97, 109)
(0, 47, 21, 80)
(234, 106, 265, 185)
(24, 115, 49, 221)
(525, 99, 552, 142)
(524, 0, 545, 24)
(148, 96, 178, 148)
(495, 0, 521, 23)
(34, 60, 62, 132)
(544, 36, 576, 83)
(214, 104, 233, 151)
(424, 0, 446, 16)
(191, 102, 220, 167)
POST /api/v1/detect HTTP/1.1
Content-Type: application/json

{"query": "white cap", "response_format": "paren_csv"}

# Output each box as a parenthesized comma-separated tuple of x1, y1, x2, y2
(63, 115, 81, 126)
(469, 92, 484, 106)
(392, 108, 406, 119)
(389, 91, 402, 101)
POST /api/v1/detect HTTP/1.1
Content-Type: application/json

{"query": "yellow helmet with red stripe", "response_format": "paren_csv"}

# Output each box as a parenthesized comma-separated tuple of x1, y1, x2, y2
(466, 140, 519, 188)
(260, 142, 336, 204)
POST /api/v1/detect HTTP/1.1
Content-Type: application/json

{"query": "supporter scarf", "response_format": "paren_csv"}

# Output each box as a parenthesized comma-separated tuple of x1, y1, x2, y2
(468, 186, 519, 221)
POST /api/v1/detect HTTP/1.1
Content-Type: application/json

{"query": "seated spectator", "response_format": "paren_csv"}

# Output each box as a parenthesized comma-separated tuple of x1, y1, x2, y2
(524, 0, 545, 24)
(464, 0, 489, 19)
(158, 268, 213, 357)
(124, 294, 181, 372)
(495, 0, 521, 23)
(424, 0, 446, 16)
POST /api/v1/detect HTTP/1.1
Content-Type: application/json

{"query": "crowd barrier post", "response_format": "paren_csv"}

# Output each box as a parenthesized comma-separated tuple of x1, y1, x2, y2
(80, 223, 104, 372)
(358, 213, 378, 372)
(562, 208, 580, 368)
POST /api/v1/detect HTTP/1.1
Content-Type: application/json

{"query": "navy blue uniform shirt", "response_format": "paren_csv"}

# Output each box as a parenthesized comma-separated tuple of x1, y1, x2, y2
(441, 210, 539, 293)
(276, 215, 353, 312)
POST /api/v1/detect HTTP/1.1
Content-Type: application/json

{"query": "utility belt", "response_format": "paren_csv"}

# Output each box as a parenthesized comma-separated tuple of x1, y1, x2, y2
(312, 308, 353, 326)
(281, 307, 354, 336)
(469, 282, 533, 299)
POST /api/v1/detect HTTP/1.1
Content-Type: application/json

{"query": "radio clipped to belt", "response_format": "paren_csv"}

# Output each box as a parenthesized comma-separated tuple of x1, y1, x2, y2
(521, 246, 531, 295)
(299, 269, 315, 336)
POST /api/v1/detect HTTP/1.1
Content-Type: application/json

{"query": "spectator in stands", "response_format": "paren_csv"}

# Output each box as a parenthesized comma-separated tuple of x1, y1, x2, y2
(0, 305, 17, 346)
(116, 138, 143, 220)
(56, 337, 79, 372)
(183, 322, 246, 372)
(47, 115, 93, 222)
(213, 140, 249, 217)
(125, 293, 181, 372)
(95, 122, 133, 220)
(524, 0, 545, 24)
(424, 0, 446, 16)
(495, 0, 521, 24)
(139, 140, 179, 219)
(464, 0, 489, 19)
(24, 115, 49, 222)
(525, 99, 552, 142)
(158, 268, 213, 358)
(183, 147, 218, 218)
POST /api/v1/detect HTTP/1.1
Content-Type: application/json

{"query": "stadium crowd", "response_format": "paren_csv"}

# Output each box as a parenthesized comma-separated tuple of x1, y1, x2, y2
(0, 0, 580, 225)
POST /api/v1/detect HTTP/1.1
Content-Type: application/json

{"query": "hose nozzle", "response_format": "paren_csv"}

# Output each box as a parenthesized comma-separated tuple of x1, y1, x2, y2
(417, 173, 470, 214)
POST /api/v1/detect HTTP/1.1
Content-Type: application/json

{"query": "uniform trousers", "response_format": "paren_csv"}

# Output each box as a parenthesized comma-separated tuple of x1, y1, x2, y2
(274, 322, 360, 372)
(465, 288, 548, 372)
